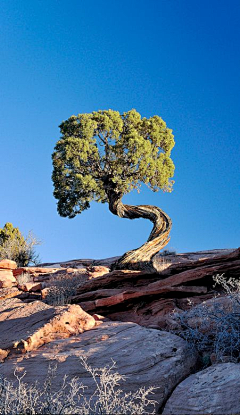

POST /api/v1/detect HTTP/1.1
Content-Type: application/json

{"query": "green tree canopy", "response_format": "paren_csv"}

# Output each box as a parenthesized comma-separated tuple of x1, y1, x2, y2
(52, 109, 175, 219)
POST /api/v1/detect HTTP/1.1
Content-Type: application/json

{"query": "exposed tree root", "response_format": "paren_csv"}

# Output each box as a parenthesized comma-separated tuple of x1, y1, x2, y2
(108, 192, 172, 270)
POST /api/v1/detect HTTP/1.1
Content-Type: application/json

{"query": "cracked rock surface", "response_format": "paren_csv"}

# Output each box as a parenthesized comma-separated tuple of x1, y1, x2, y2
(163, 362, 240, 415)
(1, 320, 197, 411)
(0, 298, 96, 361)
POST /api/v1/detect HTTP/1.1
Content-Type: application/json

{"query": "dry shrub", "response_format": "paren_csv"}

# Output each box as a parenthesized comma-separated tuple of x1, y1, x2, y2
(0, 358, 157, 414)
(171, 274, 240, 364)
(44, 273, 87, 306)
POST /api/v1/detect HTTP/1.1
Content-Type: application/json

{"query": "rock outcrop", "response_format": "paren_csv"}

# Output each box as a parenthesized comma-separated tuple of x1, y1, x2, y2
(1, 320, 198, 412)
(0, 259, 17, 270)
(71, 248, 240, 329)
(163, 363, 240, 414)
(0, 259, 17, 288)
(1, 249, 239, 414)
(0, 298, 96, 361)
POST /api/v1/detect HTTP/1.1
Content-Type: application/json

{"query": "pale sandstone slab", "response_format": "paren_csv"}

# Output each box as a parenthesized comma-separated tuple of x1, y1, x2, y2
(1, 321, 197, 411)
(0, 259, 17, 270)
(0, 298, 96, 360)
(0, 269, 17, 288)
(163, 362, 240, 415)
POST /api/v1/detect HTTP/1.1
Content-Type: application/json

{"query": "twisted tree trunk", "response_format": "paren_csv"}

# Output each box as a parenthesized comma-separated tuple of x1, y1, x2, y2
(108, 192, 172, 271)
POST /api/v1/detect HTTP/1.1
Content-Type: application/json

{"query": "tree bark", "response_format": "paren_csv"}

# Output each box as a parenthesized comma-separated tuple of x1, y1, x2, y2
(107, 192, 172, 271)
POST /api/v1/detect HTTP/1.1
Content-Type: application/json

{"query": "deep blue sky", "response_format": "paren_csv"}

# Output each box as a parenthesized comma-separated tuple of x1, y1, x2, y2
(1, 0, 239, 262)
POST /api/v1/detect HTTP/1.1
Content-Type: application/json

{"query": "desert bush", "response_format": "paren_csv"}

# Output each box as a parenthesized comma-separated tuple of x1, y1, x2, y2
(0, 223, 41, 267)
(171, 274, 240, 363)
(0, 358, 157, 414)
(44, 273, 86, 306)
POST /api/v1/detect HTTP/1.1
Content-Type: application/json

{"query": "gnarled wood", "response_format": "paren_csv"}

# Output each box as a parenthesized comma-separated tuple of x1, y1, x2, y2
(107, 191, 172, 270)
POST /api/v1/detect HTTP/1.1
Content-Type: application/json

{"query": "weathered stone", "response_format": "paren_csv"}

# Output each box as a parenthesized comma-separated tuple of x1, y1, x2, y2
(0, 298, 96, 360)
(71, 248, 240, 328)
(87, 265, 110, 278)
(17, 282, 42, 292)
(1, 321, 198, 411)
(163, 363, 240, 415)
(0, 259, 17, 270)
(40, 287, 50, 299)
(0, 269, 17, 288)
(39, 249, 235, 271)
(13, 267, 60, 278)
(0, 287, 21, 300)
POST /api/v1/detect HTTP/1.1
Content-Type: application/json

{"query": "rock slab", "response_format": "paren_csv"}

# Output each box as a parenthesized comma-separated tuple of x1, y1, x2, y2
(1, 321, 197, 411)
(0, 259, 17, 270)
(0, 298, 96, 361)
(0, 269, 17, 288)
(163, 362, 240, 415)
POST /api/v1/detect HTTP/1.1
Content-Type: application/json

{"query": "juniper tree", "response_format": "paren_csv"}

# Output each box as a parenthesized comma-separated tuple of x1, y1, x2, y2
(52, 109, 175, 270)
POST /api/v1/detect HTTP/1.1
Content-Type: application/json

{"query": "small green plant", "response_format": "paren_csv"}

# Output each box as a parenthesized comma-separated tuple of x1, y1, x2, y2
(0, 223, 41, 267)
(0, 358, 157, 414)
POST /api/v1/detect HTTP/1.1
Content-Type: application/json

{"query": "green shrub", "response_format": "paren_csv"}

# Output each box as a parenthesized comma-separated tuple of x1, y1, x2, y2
(0, 223, 41, 267)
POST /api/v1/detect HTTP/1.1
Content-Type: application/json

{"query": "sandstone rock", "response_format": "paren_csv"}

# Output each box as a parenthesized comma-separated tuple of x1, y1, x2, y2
(13, 267, 60, 278)
(42, 263, 63, 268)
(40, 287, 50, 299)
(0, 269, 17, 288)
(39, 250, 235, 270)
(1, 320, 198, 411)
(0, 259, 17, 270)
(66, 267, 78, 273)
(0, 298, 96, 360)
(87, 265, 110, 279)
(71, 248, 240, 329)
(0, 287, 21, 300)
(159, 247, 240, 279)
(17, 282, 42, 292)
(0, 349, 8, 363)
(33, 269, 88, 284)
(163, 362, 240, 414)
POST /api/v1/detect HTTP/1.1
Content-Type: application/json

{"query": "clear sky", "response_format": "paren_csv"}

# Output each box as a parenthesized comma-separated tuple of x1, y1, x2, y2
(1, 0, 239, 262)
